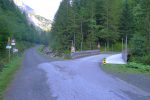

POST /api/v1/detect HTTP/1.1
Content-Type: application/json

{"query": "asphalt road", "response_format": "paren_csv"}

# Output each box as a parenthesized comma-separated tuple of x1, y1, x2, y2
(4, 47, 150, 100)
(4, 47, 57, 100)
(39, 55, 150, 100)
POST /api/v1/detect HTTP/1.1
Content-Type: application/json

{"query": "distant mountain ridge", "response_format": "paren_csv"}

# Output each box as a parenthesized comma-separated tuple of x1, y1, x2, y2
(33, 15, 52, 31)
(13, 0, 52, 31)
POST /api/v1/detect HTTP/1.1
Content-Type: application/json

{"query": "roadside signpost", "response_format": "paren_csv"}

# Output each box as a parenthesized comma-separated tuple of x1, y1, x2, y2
(70, 40, 75, 53)
(6, 37, 11, 62)
(13, 48, 18, 53)
(11, 39, 16, 46)
(6, 45, 12, 49)
(11, 39, 16, 58)
(6, 38, 18, 62)
(71, 46, 75, 53)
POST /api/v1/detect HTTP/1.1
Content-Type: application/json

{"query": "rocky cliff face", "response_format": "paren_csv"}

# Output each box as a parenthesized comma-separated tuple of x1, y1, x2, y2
(13, 0, 52, 31)
(27, 14, 52, 31)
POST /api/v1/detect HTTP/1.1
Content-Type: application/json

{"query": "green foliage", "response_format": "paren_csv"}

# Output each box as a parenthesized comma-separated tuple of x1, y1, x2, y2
(16, 41, 34, 53)
(113, 42, 122, 52)
(49, 0, 149, 65)
(130, 33, 146, 56)
(127, 62, 150, 73)
(142, 54, 150, 65)
(118, 0, 134, 38)
(103, 62, 150, 75)
(0, 56, 22, 99)
(128, 0, 150, 64)
(50, 0, 122, 52)
(0, 0, 48, 66)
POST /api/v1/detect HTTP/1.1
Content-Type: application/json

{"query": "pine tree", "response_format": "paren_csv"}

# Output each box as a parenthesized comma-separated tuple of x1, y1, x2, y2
(118, 0, 133, 38)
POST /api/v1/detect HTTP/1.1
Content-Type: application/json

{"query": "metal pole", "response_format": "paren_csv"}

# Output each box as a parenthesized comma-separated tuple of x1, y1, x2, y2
(125, 35, 128, 62)
(81, 21, 83, 51)
(107, 40, 109, 51)
(90, 42, 92, 50)
(105, 42, 107, 52)
(7, 37, 11, 62)
(9, 49, 10, 62)
(81, 42, 82, 51)
(74, 33, 76, 49)
(122, 38, 124, 52)
(71, 40, 74, 47)
(126, 35, 128, 51)
(112, 44, 113, 52)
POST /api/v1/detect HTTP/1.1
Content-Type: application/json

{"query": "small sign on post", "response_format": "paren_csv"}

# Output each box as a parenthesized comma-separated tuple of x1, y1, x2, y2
(11, 39, 16, 46)
(6, 45, 12, 49)
(13, 48, 18, 53)
(71, 46, 75, 53)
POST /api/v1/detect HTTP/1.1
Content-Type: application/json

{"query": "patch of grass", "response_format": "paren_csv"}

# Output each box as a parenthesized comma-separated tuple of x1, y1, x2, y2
(103, 62, 150, 75)
(0, 56, 22, 100)
(37, 45, 45, 54)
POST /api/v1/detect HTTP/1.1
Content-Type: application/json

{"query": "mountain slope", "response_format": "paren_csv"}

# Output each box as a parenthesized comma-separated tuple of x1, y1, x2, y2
(14, 0, 52, 31)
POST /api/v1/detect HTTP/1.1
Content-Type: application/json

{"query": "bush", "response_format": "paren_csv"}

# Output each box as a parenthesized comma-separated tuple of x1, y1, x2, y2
(113, 42, 122, 52)
(142, 54, 150, 65)
(130, 54, 150, 65)
(127, 62, 150, 73)
(130, 33, 146, 56)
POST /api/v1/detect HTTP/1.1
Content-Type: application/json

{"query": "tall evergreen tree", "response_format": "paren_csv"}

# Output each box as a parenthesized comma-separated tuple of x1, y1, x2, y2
(118, 0, 133, 38)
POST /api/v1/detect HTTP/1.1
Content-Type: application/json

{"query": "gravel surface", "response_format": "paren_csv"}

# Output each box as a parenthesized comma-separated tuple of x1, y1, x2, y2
(39, 54, 150, 100)
(4, 47, 58, 100)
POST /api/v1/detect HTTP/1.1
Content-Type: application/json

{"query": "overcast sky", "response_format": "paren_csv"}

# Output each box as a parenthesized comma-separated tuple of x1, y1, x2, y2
(21, 0, 62, 20)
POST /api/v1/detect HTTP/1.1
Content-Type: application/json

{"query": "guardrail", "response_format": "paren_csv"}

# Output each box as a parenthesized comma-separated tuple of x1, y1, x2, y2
(71, 50, 100, 59)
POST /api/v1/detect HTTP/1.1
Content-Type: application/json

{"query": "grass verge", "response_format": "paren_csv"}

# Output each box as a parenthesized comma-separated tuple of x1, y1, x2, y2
(102, 62, 150, 75)
(0, 56, 22, 100)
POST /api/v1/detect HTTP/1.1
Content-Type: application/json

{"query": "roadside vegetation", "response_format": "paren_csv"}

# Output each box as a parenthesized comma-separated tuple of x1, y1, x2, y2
(49, 0, 150, 66)
(0, 0, 40, 96)
(0, 41, 34, 100)
(103, 63, 150, 75)
(0, 56, 22, 100)
(0, 41, 34, 71)
(0, 0, 47, 72)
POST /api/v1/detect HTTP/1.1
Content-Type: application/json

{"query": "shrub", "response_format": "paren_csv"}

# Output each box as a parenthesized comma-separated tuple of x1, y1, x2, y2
(130, 33, 146, 56)
(142, 54, 150, 65)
